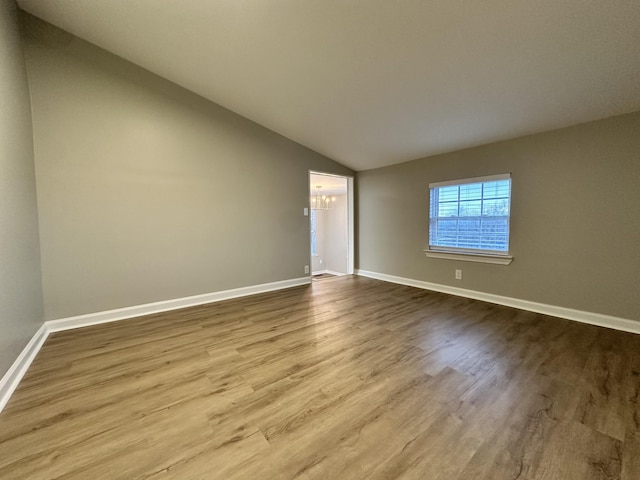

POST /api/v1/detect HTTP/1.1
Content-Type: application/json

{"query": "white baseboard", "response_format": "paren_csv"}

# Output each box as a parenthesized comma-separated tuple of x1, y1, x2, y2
(0, 324, 49, 413)
(46, 277, 310, 332)
(355, 269, 640, 335)
(0, 276, 310, 413)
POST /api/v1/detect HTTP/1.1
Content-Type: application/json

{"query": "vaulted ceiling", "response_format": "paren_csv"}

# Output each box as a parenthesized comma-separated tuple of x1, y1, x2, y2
(18, 1, 640, 171)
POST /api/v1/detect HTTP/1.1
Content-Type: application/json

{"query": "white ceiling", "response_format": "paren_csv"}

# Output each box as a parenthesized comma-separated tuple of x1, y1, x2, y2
(18, 1, 640, 171)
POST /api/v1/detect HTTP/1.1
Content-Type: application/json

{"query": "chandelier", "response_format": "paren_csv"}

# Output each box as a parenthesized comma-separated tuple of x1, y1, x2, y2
(311, 186, 335, 210)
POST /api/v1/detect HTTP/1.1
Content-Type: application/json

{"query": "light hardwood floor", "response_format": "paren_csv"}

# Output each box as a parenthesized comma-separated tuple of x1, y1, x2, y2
(0, 276, 639, 479)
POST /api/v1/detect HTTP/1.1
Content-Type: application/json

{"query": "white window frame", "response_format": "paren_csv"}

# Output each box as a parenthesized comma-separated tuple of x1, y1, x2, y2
(425, 173, 513, 265)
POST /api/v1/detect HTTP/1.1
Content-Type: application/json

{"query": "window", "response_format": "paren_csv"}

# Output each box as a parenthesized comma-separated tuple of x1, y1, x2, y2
(427, 174, 513, 264)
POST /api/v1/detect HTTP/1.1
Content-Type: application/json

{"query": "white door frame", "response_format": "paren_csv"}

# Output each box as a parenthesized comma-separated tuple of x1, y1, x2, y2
(308, 171, 354, 275)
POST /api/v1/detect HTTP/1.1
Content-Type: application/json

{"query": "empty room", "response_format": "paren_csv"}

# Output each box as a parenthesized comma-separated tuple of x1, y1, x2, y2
(1, 1, 639, 479)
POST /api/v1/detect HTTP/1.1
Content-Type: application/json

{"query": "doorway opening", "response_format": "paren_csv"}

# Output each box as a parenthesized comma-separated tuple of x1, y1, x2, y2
(309, 171, 354, 280)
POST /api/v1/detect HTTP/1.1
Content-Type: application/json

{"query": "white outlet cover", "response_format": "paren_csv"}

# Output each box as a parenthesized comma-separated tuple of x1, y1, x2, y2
(303, 208, 309, 216)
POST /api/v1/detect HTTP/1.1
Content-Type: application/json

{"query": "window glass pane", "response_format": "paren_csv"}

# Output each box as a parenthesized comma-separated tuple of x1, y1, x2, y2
(438, 185, 459, 202)
(482, 180, 510, 199)
(432, 218, 457, 246)
(482, 198, 510, 216)
(457, 218, 481, 248)
(459, 200, 481, 217)
(438, 202, 458, 217)
(480, 218, 509, 250)
(459, 183, 482, 201)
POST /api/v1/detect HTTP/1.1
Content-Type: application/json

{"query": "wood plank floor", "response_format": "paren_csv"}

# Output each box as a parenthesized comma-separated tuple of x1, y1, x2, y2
(1, 275, 639, 479)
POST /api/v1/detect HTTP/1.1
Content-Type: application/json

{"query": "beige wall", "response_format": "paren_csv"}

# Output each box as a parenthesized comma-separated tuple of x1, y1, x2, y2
(22, 14, 352, 320)
(357, 112, 640, 321)
(0, 1, 44, 377)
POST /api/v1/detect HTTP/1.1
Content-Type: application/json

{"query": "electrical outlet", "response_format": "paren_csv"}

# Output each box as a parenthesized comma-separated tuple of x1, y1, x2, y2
(303, 207, 309, 216)
(304, 265, 309, 274)
(455, 269, 462, 280)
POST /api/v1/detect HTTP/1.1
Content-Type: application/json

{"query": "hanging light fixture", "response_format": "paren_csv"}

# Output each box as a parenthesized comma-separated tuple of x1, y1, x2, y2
(311, 186, 336, 210)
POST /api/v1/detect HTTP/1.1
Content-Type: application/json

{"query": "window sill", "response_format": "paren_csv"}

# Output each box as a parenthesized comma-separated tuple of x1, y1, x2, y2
(424, 249, 513, 265)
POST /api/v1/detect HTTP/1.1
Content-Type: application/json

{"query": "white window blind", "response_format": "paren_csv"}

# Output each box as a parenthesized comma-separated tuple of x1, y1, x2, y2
(429, 174, 511, 254)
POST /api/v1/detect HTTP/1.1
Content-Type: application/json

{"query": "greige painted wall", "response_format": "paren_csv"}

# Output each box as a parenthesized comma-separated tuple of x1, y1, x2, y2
(0, 1, 44, 377)
(22, 14, 352, 320)
(357, 112, 640, 321)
